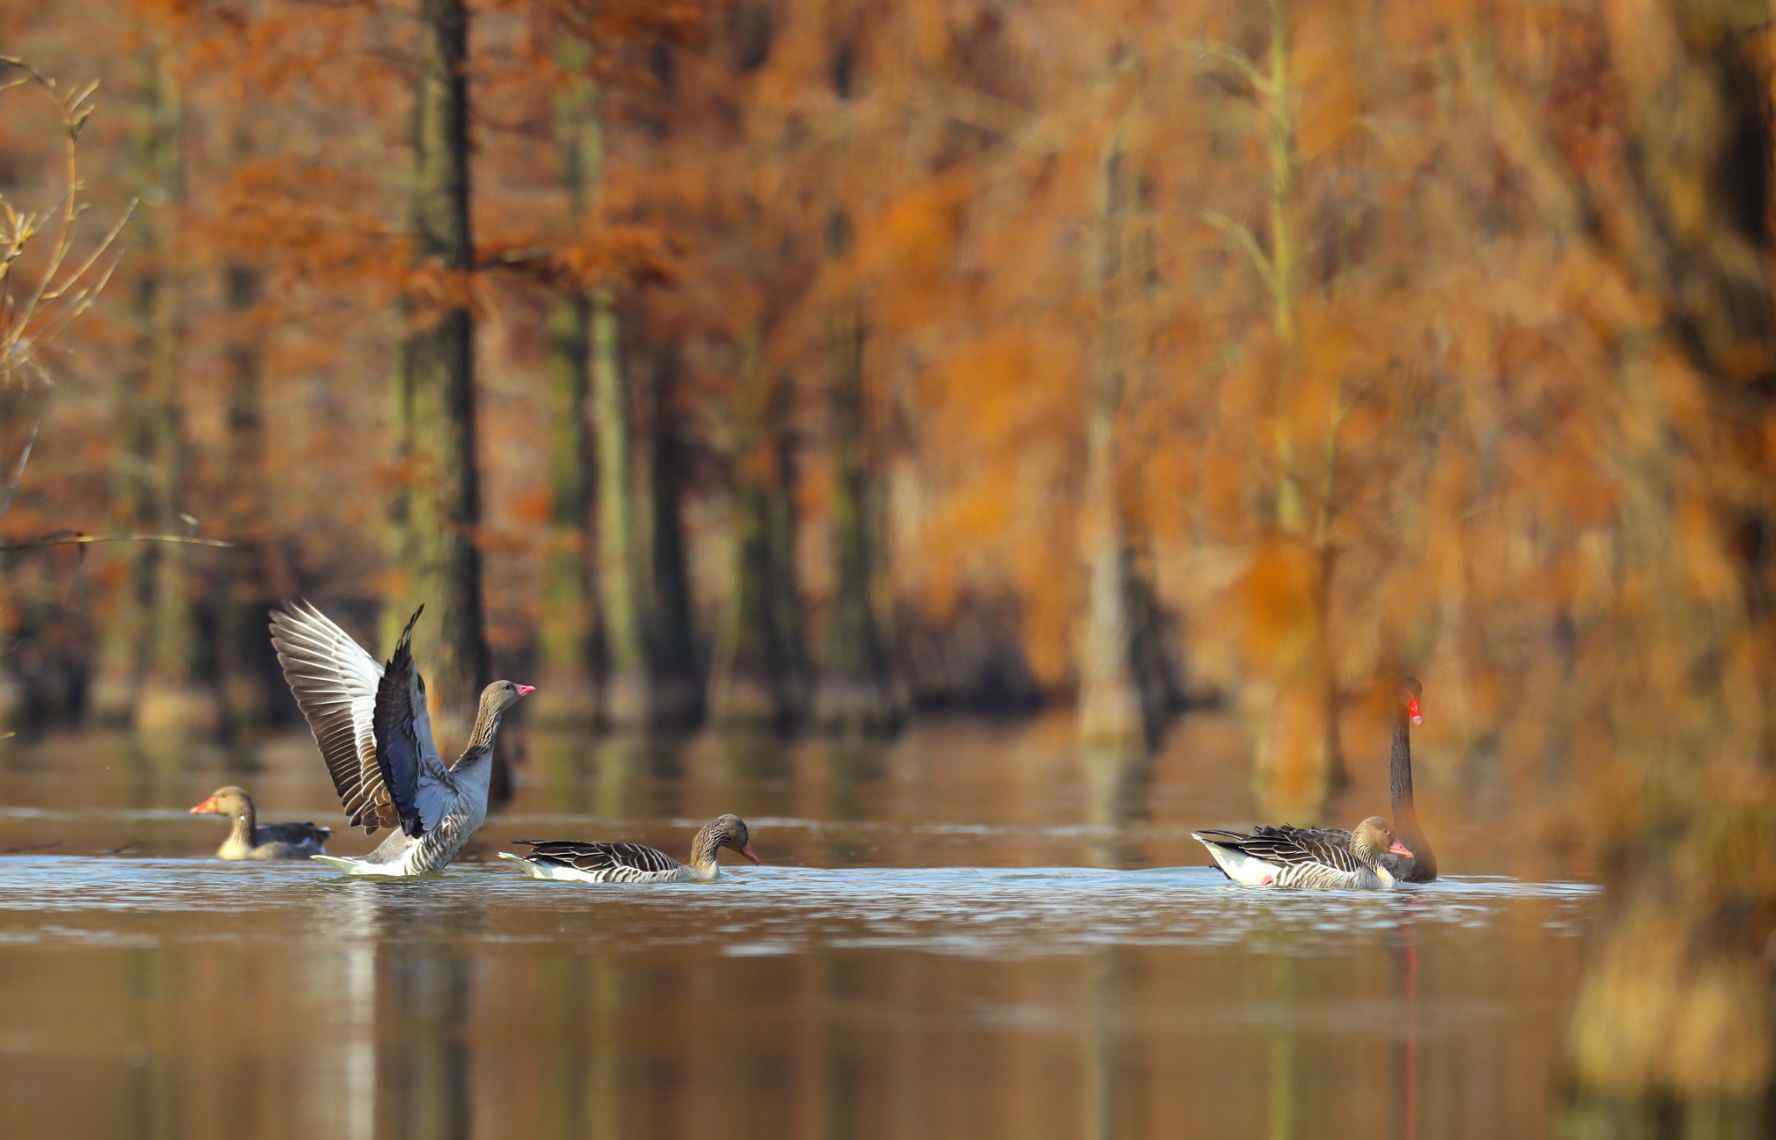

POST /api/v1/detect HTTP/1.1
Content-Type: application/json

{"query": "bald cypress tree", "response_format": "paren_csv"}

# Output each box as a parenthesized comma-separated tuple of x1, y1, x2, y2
(388, 0, 492, 758)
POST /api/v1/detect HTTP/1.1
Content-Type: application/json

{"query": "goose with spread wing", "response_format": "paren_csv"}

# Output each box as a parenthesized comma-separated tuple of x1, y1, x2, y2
(497, 814, 759, 883)
(1193, 816, 1413, 890)
(268, 601, 533, 877)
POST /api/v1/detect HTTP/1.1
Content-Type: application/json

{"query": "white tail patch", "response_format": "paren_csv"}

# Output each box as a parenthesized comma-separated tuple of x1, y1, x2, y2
(497, 853, 593, 882)
(1193, 835, 1282, 888)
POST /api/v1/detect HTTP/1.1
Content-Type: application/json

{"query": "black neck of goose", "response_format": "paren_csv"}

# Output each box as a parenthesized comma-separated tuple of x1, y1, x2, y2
(1388, 709, 1415, 813)
(1388, 708, 1437, 876)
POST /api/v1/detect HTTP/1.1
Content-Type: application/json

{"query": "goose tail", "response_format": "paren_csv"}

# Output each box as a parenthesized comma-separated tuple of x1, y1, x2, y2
(1191, 832, 1277, 887)
(311, 854, 379, 875)
(497, 852, 545, 878)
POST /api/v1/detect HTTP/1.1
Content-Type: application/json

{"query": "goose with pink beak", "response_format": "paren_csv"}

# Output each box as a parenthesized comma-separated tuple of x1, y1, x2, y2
(268, 601, 534, 877)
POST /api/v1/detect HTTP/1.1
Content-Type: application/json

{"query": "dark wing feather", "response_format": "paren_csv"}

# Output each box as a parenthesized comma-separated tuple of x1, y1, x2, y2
(1252, 823, 1353, 847)
(268, 601, 397, 834)
(259, 821, 331, 846)
(1203, 825, 1360, 873)
(513, 839, 683, 876)
(372, 605, 429, 838)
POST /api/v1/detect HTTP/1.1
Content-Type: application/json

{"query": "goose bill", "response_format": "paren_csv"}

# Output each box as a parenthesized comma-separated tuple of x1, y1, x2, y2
(188, 796, 218, 815)
(739, 844, 760, 864)
(1388, 839, 1414, 858)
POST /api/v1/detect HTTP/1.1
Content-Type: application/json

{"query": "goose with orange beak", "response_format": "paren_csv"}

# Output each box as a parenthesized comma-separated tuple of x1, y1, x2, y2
(188, 786, 331, 860)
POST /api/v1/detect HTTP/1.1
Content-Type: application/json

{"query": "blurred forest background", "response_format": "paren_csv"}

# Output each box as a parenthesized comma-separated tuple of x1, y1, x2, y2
(5, 0, 1776, 1128)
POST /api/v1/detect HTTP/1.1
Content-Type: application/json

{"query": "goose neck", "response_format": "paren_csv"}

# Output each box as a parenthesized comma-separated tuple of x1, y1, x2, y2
(231, 803, 257, 844)
(689, 825, 721, 875)
(1388, 711, 1417, 814)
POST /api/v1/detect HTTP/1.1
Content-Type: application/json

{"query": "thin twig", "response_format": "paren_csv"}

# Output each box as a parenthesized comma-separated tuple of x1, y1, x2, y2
(0, 532, 236, 553)
(1201, 209, 1275, 292)
(1184, 39, 1271, 97)
(0, 416, 39, 518)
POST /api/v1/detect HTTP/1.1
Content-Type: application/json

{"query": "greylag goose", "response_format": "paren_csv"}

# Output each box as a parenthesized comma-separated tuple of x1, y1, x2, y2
(497, 814, 760, 883)
(268, 601, 534, 877)
(1192, 816, 1413, 889)
(188, 785, 331, 860)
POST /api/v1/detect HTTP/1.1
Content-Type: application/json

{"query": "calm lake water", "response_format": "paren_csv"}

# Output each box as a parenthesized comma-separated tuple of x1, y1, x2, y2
(0, 715, 1598, 1139)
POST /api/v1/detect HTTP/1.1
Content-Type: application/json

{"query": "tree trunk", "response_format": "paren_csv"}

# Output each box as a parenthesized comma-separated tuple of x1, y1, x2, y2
(642, 343, 702, 724)
(1077, 127, 1162, 750)
(116, 45, 213, 739)
(390, 0, 493, 774)
(768, 413, 811, 716)
(812, 300, 902, 735)
(213, 121, 272, 735)
(1245, 0, 1343, 809)
(711, 336, 805, 729)
(591, 290, 656, 727)
(533, 56, 603, 726)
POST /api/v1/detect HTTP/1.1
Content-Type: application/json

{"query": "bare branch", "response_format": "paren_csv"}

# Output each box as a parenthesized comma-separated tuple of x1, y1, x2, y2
(0, 417, 39, 519)
(0, 57, 131, 392)
(1201, 209, 1275, 292)
(1184, 39, 1271, 98)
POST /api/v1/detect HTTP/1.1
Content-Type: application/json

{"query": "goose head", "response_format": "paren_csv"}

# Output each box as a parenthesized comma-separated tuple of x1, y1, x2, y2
(480, 679, 536, 716)
(189, 786, 253, 821)
(1401, 676, 1424, 726)
(1351, 816, 1413, 864)
(695, 813, 761, 867)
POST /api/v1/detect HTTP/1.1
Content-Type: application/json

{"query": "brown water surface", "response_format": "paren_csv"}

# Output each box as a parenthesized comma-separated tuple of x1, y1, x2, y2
(0, 715, 1597, 1139)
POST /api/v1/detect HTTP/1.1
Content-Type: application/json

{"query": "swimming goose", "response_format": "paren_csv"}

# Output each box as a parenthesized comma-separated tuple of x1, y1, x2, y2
(268, 601, 533, 877)
(498, 814, 759, 883)
(188, 785, 331, 860)
(1193, 816, 1413, 889)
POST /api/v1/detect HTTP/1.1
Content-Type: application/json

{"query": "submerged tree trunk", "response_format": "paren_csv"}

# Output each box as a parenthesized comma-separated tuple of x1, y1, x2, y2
(214, 254, 267, 734)
(213, 120, 271, 735)
(533, 55, 602, 726)
(591, 292, 652, 725)
(642, 343, 702, 724)
(1244, 0, 1342, 811)
(116, 45, 213, 739)
(812, 299, 902, 735)
(711, 335, 805, 729)
(1077, 126, 1164, 750)
(390, 0, 493, 780)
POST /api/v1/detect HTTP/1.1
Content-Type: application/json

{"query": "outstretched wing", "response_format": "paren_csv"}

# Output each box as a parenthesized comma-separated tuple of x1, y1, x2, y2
(371, 605, 452, 838)
(512, 839, 682, 877)
(269, 601, 398, 834)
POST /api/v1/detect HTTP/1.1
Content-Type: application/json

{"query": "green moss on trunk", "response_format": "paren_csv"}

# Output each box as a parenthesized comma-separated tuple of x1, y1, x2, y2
(813, 302, 902, 736)
(533, 58, 603, 725)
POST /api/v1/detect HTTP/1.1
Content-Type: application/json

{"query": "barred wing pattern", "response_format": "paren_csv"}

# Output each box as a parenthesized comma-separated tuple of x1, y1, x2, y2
(268, 602, 397, 834)
(1248, 823, 1415, 881)
(512, 839, 687, 883)
(1195, 826, 1377, 889)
